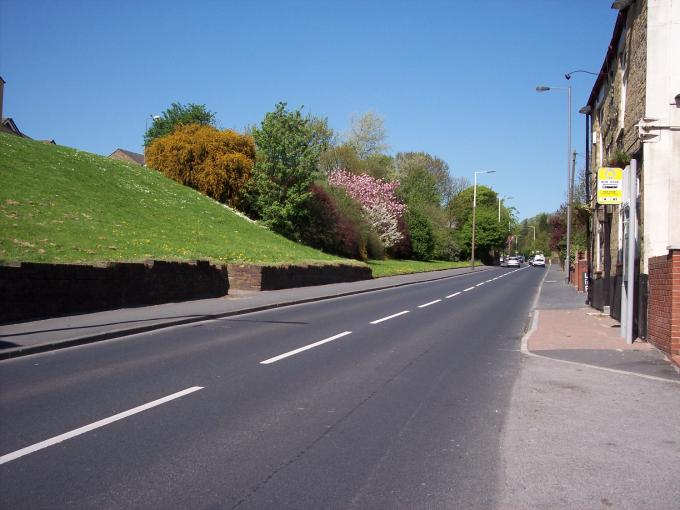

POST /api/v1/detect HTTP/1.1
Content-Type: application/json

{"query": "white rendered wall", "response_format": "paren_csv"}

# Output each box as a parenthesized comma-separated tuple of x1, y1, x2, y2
(643, 0, 680, 272)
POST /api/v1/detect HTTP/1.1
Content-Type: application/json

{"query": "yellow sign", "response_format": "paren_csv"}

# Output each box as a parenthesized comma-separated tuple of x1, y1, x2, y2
(597, 167, 623, 204)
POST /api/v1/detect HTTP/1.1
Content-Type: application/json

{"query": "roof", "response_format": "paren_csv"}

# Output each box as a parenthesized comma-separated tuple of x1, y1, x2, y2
(109, 148, 145, 165)
(1, 117, 30, 139)
(586, 8, 627, 108)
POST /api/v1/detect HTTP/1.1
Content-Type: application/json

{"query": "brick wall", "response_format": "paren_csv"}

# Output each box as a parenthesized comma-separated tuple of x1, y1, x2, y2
(1, 260, 229, 323)
(2, 261, 373, 323)
(227, 263, 372, 291)
(647, 249, 680, 361)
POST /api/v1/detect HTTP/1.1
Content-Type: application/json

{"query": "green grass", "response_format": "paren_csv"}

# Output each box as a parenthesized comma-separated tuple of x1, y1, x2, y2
(367, 259, 471, 278)
(0, 133, 354, 266)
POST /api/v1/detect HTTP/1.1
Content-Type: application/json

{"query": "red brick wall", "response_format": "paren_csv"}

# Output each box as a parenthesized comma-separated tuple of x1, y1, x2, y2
(1, 260, 229, 323)
(227, 263, 372, 291)
(647, 249, 680, 359)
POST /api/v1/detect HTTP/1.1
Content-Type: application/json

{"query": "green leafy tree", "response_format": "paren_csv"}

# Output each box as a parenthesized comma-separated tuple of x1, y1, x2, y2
(346, 111, 389, 159)
(243, 102, 332, 240)
(395, 152, 451, 205)
(450, 185, 508, 261)
(405, 208, 435, 260)
(144, 102, 216, 147)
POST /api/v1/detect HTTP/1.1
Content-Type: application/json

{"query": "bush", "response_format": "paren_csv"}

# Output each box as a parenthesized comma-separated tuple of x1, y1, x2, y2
(145, 124, 255, 207)
(406, 208, 435, 260)
(433, 228, 461, 261)
(301, 184, 385, 261)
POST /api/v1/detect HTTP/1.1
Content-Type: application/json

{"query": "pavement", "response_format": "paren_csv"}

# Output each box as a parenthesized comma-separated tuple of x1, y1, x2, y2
(0, 265, 493, 359)
(499, 262, 680, 510)
(524, 262, 680, 382)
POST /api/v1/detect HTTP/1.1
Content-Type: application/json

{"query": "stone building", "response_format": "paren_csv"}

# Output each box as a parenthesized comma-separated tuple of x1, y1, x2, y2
(583, 0, 680, 364)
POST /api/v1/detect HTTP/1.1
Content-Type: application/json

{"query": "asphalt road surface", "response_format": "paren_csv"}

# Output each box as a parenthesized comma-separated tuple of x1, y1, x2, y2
(1, 265, 544, 509)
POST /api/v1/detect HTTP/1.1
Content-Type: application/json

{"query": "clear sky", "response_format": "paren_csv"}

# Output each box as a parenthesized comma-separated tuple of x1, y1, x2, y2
(0, 0, 618, 220)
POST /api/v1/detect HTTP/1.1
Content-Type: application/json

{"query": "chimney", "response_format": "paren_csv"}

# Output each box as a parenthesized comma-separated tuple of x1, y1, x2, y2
(0, 76, 5, 121)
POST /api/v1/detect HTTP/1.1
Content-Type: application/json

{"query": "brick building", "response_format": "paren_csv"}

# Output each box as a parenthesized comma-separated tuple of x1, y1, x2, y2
(108, 148, 145, 166)
(583, 0, 680, 364)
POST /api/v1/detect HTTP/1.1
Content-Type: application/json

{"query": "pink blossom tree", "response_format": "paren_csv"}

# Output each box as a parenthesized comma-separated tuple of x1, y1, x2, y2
(328, 170, 407, 248)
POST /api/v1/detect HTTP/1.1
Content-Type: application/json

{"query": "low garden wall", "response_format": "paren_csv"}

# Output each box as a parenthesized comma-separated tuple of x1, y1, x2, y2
(1, 260, 373, 323)
(227, 263, 372, 291)
(1, 260, 229, 323)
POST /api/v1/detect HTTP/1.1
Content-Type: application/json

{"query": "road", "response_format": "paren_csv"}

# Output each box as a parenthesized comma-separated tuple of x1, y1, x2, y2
(0, 266, 544, 509)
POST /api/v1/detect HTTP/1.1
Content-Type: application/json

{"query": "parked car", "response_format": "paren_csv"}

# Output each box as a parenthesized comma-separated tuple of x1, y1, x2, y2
(507, 256, 520, 268)
(532, 254, 546, 267)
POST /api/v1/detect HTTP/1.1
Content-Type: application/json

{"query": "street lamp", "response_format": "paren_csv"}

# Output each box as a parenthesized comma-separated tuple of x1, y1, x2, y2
(471, 170, 496, 271)
(528, 225, 536, 253)
(145, 114, 161, 132)
(498, 195, 513, 222)
(536, 84, 572, 281)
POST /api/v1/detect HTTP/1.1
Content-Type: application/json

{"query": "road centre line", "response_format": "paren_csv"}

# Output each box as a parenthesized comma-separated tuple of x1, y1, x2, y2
(476, 282, 485, 287)
(418, 299, 441, 308)
(260, 331, 352, 365)
(370, 311, 410, 325)
(463, 287, 475, 292)
(445, 291, 461, 299)
(0, 386, 204, 466)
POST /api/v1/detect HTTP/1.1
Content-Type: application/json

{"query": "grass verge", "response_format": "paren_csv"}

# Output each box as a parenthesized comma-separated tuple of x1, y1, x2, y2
(368, 259, 471, 278)
(0, 133, 356, 266)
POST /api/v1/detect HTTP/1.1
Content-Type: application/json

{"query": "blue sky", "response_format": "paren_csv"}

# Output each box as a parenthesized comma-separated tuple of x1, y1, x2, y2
(0, 0, 617, 220)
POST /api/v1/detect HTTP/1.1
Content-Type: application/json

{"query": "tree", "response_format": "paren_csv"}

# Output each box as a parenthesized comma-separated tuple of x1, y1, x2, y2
(327, 169, 406, 249)
(144, 102, 216, 147)
(395, 152, 452, 205)
(405, 208, 435, 260)
(243, 102, 332, 239)
(346, 111, 389, 159)
(449, 185, 508, 261)
(145, 124, 255, 207)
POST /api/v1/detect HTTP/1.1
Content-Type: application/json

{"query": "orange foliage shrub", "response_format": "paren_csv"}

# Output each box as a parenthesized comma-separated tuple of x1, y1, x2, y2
(145, 124, 255, 207)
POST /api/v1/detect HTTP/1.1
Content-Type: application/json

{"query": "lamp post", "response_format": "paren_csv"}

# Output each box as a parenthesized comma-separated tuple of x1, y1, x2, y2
(536, 84, 572, 281)
(145, 114, 160, 132)
(471, 170, 496, 271)
(528, 225, 536, 253)
(498, 195, 513, 222)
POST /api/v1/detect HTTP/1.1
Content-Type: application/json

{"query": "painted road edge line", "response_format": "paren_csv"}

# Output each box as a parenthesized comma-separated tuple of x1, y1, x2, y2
(418, 299, 441, 308)
(463, 287, 475, 292)
(260, 331, 352, 365)
(445, 291, 461, 299)
(370, 310, 410, 325)
(0, 386, 204, 465)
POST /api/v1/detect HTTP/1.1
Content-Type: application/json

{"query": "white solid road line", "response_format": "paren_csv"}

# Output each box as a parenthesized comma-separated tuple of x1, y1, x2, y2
(260, 331, 352, 365)
(418, 299, 441, 308)
(445, 291, 461, 299)
(370, 310, 410, 325)
(0, 386, 204, 466)
(476, 282, 485, 287)
(463, 287, 475, 292)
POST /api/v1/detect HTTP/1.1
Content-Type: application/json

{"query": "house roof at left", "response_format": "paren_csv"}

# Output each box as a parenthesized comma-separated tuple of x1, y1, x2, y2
(110, 148, 145, 165)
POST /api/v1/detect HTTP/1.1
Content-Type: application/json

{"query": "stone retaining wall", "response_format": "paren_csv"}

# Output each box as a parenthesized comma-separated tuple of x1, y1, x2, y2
(1, 260, 229, 323)
(2, 261, 373, 323)
(227, 263, 372, 291)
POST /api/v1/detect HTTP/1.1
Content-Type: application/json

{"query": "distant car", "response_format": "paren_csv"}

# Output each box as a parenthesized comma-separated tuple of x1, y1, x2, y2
(507, 256, 520, 268)
(532, 254, 546, 267)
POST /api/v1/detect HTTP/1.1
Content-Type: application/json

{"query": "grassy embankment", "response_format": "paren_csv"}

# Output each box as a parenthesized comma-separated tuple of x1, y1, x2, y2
(0, 133, 471, 277)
